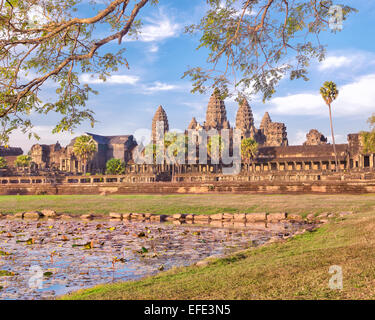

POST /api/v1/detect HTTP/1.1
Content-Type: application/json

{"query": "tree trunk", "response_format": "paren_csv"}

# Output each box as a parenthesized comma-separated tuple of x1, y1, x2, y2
(328, 104, 339, 172)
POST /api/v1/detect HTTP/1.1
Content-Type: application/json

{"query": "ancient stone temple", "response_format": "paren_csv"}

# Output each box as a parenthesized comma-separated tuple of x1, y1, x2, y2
(260, 112, 272, 132)
(152, 105, 169, 142)
(31, 133, 137, 174)
(235, 98, 256, 139)
(183, 90, 288, 147)
(30, 142, 63, 170)
(304, 129, 328, 146)
(259, 112, 288, 147)
(188, 117, 198, 130)
(264, 122, 288, 147)
(23, 89, 374, 180)
(204, 90, 230, 130)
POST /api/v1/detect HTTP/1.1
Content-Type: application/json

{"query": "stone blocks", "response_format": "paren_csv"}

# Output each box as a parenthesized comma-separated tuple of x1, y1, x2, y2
(267, 212, 287, 222)
(246, 213, 267, 222)
(23, 211, 44, 219)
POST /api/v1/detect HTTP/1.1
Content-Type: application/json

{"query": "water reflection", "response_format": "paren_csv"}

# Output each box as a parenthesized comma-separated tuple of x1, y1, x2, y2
(0, 218, 310, 300)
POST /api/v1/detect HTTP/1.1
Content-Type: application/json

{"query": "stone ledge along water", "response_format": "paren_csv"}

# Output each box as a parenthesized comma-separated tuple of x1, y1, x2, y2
(0, 217, 314, 300)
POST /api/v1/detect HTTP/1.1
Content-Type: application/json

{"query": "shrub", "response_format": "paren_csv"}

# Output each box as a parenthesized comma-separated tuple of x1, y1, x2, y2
(0, 157, 7, 169)
(106, 158, 125, 175)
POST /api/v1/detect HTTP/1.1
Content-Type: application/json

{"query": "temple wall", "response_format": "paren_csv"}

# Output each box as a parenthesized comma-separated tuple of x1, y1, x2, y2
(1, 172, 375, 195)
(0, 180, 374, 195)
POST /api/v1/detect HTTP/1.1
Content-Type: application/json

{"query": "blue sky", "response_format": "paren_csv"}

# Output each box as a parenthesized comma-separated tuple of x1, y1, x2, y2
(9, 0, 375, 152)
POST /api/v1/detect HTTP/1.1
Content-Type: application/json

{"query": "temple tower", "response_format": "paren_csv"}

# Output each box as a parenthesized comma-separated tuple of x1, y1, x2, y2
(260, 112, 272, 133)
(304, 129, 328, 146)
(188, 117, 198, 130)
(265, 122, 288, 146)
(259, 111, 288, 146)
(205, 90, 229, 130)
(152, 105, 169, 142)
(235, 98, 255, 138)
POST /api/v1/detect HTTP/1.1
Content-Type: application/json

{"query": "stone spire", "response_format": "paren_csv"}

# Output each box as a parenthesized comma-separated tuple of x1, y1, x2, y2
(304, 129, 328, 146)
(152, 105, 169, 142)
(260, 112, 272, 132)
(205, 89, 228, 130)
(235, 98, 254, 136)
(188, 117, 198, 130)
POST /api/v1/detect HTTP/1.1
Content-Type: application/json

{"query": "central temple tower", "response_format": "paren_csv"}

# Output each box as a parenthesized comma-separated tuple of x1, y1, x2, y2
(204, 90, 230, 130)
(152, 105, 169, 142)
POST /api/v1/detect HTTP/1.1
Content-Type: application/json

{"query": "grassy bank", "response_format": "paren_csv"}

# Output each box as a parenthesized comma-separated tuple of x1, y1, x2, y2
(1, 194, 375, 216)
(62, 210, 375, 300)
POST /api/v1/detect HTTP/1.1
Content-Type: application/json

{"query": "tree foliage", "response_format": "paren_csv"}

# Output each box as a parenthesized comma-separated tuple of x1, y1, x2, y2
(0, 0, 357, 145)
(73, 134, 97, 173)
(106, 158, 125, 175)
(320, 80, 339, 171)
(207, 135, 224, 159)
(0, 0, 157, 145)
(320, 80, 339, 106)
(183, 0, 356, 101)
(0, 156, 7, 169)
(143, 132, 188, 164)
(241, 137, 258, 163)
(361, 115, 375, 154)
(15, 154, 31, 167)
(164, 132, 188, 162)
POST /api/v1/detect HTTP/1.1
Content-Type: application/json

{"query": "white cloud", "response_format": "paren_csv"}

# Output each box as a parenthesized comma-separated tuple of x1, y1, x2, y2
(317, 51, 375, 72)
(270, 93, 325, 116)
(318, 56, 353, 71)
(149, 44, 159, 53)
(334, 74, 375, 116)
(143, 81, 179, 93)
(80, 73, 140, 85)
(268, 73, 375, 118)
(129, 9, 180, 43)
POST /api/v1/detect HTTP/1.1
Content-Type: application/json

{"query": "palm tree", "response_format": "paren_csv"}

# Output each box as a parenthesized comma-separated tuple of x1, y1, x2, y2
(207, 135, 225, 173)
(73, 135, 97, 175)
(207, 135, 224, 162)
(360, 114, 375, 154)
(320, 81, 339, 172)
(15, 155, 32, 175)
(241, 138, 258, 171)
(164, 132, 187, 180)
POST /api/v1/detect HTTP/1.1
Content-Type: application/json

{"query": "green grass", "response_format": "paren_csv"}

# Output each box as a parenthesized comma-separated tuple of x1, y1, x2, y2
(4, 193, 368, 299)
(62, 211, 375, 300)
(1, 193, 375, 216)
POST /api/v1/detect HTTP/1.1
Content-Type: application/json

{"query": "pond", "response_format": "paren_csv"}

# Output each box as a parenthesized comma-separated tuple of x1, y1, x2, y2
(0, 218, 312, 300)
